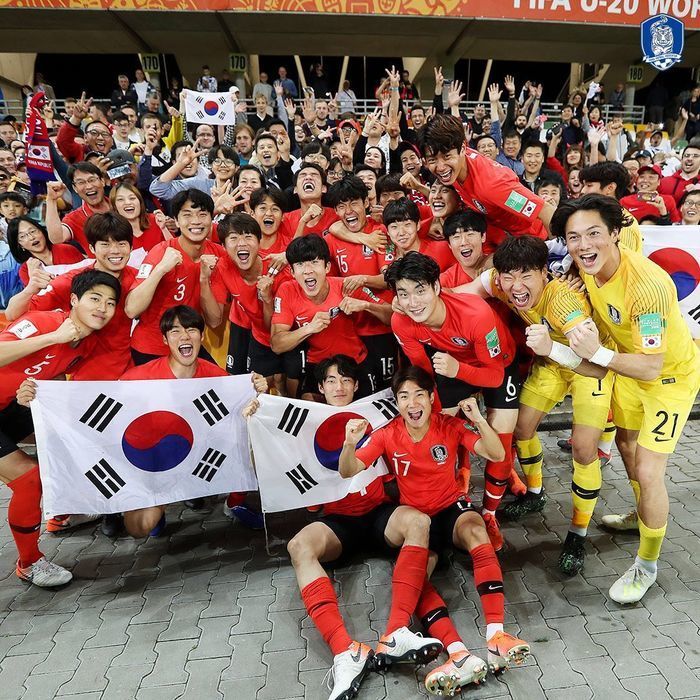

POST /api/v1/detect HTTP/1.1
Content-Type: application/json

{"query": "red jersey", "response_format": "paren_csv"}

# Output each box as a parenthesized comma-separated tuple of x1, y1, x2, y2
(355, 412, 479, 516)
(19, 244, 84, 286)
(326, 222, 393, 337)
(440, 263, 474, 288)
(210, 255, 291, 346)
(133, 214, 167, 252)
(452, 149, 546, 251)
(281, 207, 339, 239)
(62, 201, 110, 256)
(323, 475, 389, 517)
(272, 277, 368, 364)
(391, 291, 513, 388)
(120, 355, 227, 380)
(260, 231, 292, 257)
(659, 171, 700, 205)
(619, 193, 681, 223)
(130, 238, 224, 356)
(0, 311, 98, 410)
(382, 239, 454, 273)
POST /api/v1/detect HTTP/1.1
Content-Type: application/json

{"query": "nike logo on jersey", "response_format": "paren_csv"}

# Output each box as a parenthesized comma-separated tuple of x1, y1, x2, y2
(393, 452, 408, 458)
(654, 437, 672, 443)
(591, 391, 605, 397)
(176, 276, 187, 284)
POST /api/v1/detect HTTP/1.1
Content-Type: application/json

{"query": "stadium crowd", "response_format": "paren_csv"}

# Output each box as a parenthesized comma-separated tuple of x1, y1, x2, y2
(0, 63, 699, 700)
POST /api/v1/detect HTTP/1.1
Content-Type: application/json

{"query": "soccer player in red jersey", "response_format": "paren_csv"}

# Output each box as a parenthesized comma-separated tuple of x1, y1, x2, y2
(8, 213, 138, 384)
(119, 306, 266, 537)
(339, 366, 530, 689)
(200, 212, 301, 395)
(250, 186, 291, 271)
(419, 114, 551, 252)
(439, 211, 491, 288)
(387, 253, 520, 550)
(126, 189, 223, 365)
(0, 269, 119, 587)
(381, 199, 454, 272)
(282, 163, 339, 239)
(271, 235, 390, 398)
(425, 181, 462, 240)
(325, 176, 398, 388)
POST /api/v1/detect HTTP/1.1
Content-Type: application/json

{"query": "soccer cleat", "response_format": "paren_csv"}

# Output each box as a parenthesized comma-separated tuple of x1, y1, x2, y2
(598, 449, 611, 468)
(326, 641, 374, 700)
(149, 514, 167, 537)
(16, 557, 73, 588)
(46, 514, 101, 533)
(558, 532, 586, 576)
(500, 489, 547, 521)
(609, 562, 657, 604)
(374, 626, 443, 670)
(101, 514, 123, 537)
(185, 497, 205, 510)
(557, 438, 573, 452)
(601, 510, 638, 531)
(226, 504, 265, 530)
(424, 651, 488, 695)
(487, 631, 530, 673)
(507, 469, 527, 497)
(482, 512, 504, 552)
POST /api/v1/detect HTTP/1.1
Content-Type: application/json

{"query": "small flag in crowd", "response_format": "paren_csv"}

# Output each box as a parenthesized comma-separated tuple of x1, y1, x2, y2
(248, 390, 396, 513)
(184, 91, 236, 125)
(31, 375, 257, 516)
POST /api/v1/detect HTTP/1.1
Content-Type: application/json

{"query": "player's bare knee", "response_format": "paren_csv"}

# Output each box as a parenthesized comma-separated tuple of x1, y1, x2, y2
(457, 518, 488, 550)
(571, 440, 598, 465)
(287, 533, 314, 565)
(404, 510, 431, 542)
(124, 510, 159, 538)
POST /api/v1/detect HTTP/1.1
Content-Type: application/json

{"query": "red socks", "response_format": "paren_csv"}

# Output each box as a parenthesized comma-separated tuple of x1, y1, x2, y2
(301, 576, 352, 656)
(470, 543, 504, 625)
(226, 492, 246, 508)
(385, 544, 429, 635)
(482, 433, 513, 513)
(416, 578, 461, 647)
(8, 466, 43, 568)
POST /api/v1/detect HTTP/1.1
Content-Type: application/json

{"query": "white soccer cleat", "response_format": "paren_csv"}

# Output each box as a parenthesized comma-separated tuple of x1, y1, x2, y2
(16, 557, 73, 588)
(487, 631, 530, 673)
(601, 510, 638, 531)
(425, 651, 488, 695)
(609, 562, 657, 604)
(374, 626, 443, 670)
(326, 641, 374, 700)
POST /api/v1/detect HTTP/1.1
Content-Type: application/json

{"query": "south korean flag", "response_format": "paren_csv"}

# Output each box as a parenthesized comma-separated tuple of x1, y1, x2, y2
(31, 376, 257, 516)
(248, 390, 398, 513)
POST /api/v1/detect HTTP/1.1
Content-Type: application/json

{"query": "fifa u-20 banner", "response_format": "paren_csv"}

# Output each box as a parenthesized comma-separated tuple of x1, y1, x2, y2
(642, 225, 700, 340)
(249, 390, 397, 513)
(31, 376, 257, 516)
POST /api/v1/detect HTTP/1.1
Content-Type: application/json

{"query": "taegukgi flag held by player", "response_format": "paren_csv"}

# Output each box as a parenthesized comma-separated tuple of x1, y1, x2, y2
(248, 390, 399, 513)
(31, 375, 257, 516)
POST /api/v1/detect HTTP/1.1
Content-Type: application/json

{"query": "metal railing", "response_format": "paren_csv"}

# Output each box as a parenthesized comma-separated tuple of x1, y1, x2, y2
(0, 96, 646, 125)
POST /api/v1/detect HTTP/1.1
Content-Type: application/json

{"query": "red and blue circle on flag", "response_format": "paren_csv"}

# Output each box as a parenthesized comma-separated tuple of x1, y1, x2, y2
(122, 411, 194, 473)
(314, 412, 372, 471)
(204, 101, 220, 117)
(648, 247, 700, 300)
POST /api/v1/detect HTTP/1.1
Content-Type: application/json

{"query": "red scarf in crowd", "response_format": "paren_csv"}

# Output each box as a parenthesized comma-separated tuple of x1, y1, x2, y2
(25, 92, 54, 194)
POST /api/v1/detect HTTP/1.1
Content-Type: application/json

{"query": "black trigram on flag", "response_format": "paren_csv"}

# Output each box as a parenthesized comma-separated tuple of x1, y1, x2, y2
(79, 394, 123, 433)
(218, 111, 227, 121)
(192, 448, 226, 482)
(285, 464, 318, 495)
(195, 95, 205, 104)
(277, 404, 309, 437)
(85, 459, 125, 498)
(195, 109, 205, 119)
(217, 95, 227, 105)
(373, 398, 399, 420)
(193, 389, 229, 426)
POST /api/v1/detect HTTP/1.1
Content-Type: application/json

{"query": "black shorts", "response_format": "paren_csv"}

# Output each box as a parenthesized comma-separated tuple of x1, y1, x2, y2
(319, 502, 396, 561)
(361, 333, 399, 390)
(226, 322, 252, 376)
(428, 497, 478, 553)
(0, 400, 34, 459)
(301, 355, 375, 398)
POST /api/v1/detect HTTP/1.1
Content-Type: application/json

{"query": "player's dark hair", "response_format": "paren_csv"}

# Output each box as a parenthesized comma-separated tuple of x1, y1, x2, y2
(579, 162, 630, 200)
(237, 164, 267, 189)
(493, 235, 548, 274)
(286, 233, 331, 266)
(71, 268, 121, 303)
(522, 140, 545, 158)
(7, 216, 51, 263)
(171, 189, 215, 218)
(442, 210, 487, 240)
(315, 354, 360, 385)
(384, 251, 440, 290)
(249, 186, 288, 212)
(550, 193, 633, 239)
(85, 211, 134, 247)
(326, 175, 368, 208)
(208, 145, 239, 168)
(383, 197, 420, 227)
(218, 212, 262, 243)
(391, 365, 435, 397)
(67, 161, 103, 184)
(293, 161, 327, 188)
(159, 305, 205, 335)
(375, 173, 406, 198)
(419, 114, 465, 158)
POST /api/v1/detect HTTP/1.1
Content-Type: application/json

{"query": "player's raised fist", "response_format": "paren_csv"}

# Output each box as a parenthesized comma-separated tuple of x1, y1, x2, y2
(53, 318, 81, 344)
(344, 418, 369, 446)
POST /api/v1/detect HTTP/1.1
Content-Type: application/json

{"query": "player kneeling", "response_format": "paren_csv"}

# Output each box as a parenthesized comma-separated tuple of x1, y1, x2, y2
(339, 367, 530, 692)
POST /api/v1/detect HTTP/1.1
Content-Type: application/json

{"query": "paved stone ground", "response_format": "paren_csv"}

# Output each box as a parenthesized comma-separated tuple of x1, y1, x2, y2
(1, 424, 700, 700)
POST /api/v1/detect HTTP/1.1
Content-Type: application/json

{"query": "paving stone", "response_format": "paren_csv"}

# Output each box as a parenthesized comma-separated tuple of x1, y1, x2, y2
(620, 673, 673, 699)
(529, 637, 586, 690)
(656, 621, 700, 669)
(181, 657, 228, 699)
(545, 615, 607, 660)
(200, 580, 244, 619)
(223, 632, 270, 680)
(157, 600, 207, 642)
(103, 663, 155, 700)
(258, 648, 305, 700)
(21, 670, 74, 700)
(641, 646, 700, 698)
(187, 615, 236, 660)
(230, 594, 274, 634)
(112, 622, 169, 667)
(84, 605, 142, 648)
(545, 687, 593, 700)
(218, 675, 266, 697)
(136, 684, 187, 699)
(569, 656, 636, 698)
(590, 630, 657, 679)
(141, 639, 197, 688)
(6, 612, 72, 656)
(0, 653, 49, 699)
(55, 645, 122, 695)
(611, 607, 675, 651)
(129, 587, 178, 625)
(32, 628, 95, 674)
(498, 664, 546, 699)
(264, 608, 307, 652)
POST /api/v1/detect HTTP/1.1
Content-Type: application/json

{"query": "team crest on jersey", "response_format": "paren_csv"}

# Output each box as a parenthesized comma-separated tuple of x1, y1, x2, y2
(431, 444, 449, 464)
(472, 199, 487, 214)
(451, 336, 469, 347)
(485, 328, 501, 358)
(607, 304, 622, 325)
(362, 244, 374, 258)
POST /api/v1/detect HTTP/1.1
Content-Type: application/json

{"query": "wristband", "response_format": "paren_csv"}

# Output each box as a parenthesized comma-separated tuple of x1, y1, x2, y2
(390, 87, 399, 91)
(589, 345, 615, 367)
(548, 341, 583, 370)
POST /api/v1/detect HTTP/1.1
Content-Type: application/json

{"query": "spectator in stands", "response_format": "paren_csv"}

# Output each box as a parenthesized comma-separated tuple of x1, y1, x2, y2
(659, 144, 700, 204)
(609, 82, 625, 111)
(249, 96, 273, 133)
(197, 66, 218, 93)
(682, 85, 700, 141)
(218, 70, 234, 93)
(308, 63, 330, 97)
(277, 66, 297, 99)
(520, 141, 561, 193)
(620, 164, 680, 224)
(111, 111, 136, 151)
(58, 94, 114, 162)
(253, 72, 274, 115)
(111, 75, 138, 112)
(678, 189, 700, 225)
(132, 68, 154, 113)
(646, 78, 669, 126)
(400, 69, 419, 101)
(33, 73, 55, 101)
(234, 124, 255, 165)
(535, 174, 567, 208)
